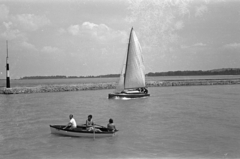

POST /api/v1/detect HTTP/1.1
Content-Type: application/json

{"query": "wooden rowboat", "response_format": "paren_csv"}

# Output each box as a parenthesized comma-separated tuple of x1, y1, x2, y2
(49, 125, 118, 137)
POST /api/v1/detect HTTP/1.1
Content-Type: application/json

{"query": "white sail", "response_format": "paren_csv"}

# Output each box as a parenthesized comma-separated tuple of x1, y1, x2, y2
(115, 28, 145, 93)
(114, 56, 126, 93)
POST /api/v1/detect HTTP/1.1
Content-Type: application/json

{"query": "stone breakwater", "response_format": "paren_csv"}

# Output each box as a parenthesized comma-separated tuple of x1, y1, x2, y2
(0, 78, 240, 94)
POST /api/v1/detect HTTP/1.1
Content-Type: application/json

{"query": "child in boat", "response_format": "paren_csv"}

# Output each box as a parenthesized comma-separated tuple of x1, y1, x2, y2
(86, 115, 102, 132)
(107, 118, 116, 132)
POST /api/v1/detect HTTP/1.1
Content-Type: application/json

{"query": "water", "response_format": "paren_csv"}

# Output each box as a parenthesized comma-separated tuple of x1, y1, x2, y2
(0, 85, 240, 158)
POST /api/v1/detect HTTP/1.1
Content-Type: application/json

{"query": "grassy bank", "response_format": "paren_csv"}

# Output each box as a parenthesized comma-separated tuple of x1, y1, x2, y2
(1, 78, 240, 94)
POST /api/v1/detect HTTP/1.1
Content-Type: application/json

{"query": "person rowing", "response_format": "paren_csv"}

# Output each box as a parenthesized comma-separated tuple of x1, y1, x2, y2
(63, 114, 77, 130)
(86, 115, 101, 132)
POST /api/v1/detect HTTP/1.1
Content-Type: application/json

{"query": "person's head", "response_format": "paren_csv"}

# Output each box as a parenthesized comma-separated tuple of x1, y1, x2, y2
(88, 115, 92, 120)
(109, 118, 113, 123)
(69, 114, 73, 119)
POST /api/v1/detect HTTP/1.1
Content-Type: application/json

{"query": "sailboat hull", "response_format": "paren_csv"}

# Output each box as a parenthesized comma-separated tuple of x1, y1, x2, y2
(108, 93, 150, 99)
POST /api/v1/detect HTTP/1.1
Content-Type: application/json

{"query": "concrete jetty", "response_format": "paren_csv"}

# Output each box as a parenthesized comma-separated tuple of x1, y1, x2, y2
(0, 78, 240, 94)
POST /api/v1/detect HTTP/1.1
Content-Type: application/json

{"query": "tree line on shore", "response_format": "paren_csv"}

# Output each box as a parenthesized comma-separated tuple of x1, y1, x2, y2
(147, 68, 240, 76)
(20, 68, 240, 79)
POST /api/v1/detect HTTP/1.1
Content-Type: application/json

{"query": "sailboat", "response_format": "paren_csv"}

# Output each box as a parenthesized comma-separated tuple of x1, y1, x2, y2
(108, 27, 150, 99)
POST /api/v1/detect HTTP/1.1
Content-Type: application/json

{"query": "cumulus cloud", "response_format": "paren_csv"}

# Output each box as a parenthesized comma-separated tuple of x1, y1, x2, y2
(82, 22, 110, 31)
(82, 22, 98, 29)
(0, 5, 51, 41)
(82, 22, 126, 42)
(66, 22, 127, 43)
(223, 43, 240, 49)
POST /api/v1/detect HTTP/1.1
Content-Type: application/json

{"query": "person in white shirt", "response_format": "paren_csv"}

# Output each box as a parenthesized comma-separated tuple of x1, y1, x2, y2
(64, 114, 77, 130)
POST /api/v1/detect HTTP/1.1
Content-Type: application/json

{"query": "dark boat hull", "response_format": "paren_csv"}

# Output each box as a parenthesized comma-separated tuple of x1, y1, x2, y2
(108, 93, 150, 99)
(50, 125, 117, 137)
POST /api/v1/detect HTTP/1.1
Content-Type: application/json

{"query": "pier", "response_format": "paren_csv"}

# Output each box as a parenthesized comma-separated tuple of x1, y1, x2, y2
(0, 78, 240, 94)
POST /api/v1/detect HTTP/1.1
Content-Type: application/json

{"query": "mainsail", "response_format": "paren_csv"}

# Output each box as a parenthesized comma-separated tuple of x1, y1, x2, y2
(115, 28, 145, 93)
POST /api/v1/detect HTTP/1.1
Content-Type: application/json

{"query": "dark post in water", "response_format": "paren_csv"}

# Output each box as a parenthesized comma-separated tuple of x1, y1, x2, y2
(6, 40, 10, 88)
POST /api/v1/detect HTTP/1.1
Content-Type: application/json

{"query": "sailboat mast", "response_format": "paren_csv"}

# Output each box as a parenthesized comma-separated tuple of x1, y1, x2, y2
(123, 27, 133, 88)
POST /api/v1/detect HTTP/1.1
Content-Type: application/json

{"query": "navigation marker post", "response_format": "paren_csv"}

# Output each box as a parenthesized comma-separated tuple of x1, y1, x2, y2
(6, 40, 10, 88)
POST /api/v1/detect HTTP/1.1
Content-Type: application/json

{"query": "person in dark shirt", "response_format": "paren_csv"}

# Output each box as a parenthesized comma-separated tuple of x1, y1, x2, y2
(107, 118, 116, 132)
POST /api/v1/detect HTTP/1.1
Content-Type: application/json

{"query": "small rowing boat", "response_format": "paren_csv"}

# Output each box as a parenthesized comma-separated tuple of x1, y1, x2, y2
(49, 125, 118, 137)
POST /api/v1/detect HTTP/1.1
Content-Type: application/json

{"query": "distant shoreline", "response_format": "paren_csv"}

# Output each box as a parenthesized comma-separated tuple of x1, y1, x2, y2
(18, 68, 240, 80)
(1, 78, 240, 94)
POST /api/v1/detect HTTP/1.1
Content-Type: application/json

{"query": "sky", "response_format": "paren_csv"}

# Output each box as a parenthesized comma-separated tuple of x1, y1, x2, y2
(0, 0, 240, 79)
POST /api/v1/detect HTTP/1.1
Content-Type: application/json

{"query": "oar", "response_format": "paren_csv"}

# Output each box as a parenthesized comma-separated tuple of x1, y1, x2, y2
(93, 125, 95, 140)
(94, 124, 106, 129)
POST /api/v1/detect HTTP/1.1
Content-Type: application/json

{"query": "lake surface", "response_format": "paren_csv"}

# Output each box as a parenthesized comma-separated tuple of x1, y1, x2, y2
(0, 85, 240, 159)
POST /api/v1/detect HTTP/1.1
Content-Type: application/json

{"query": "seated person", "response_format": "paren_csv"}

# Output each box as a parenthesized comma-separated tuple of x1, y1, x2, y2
(143, 88, 148, 94)
(107, 118, 117, 132)
(86, 114, 94, 130)
(86, 115, 102, 132)
(63, 114, 77, 130)
(121, 90, 127, 93)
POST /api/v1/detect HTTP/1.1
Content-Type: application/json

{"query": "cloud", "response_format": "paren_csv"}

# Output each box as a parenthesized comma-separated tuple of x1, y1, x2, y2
(175, 21, 184, 30)
(82, 22, 98, 29)
(67, 25, 80, 35)
(193, 43, 207, 47)
(82, 22, 110, 31)
(41, 46, 62, 53)
(0, 6, 50, 41)
(66, 22, 127, 43)
(3, 21, 12, 30)
(180, 43, 207, 49)
(12, 14, 50, 31)
(0, 4, 9, 21)
(58, 28, 66, 34)
(223, 43, 240, 49)
(1, 22, 22, 40)
(180, 45, 190, 49)
(82, 22, 127, 42)
(21, 41, 37, 51)
(195, 5, 208, 17)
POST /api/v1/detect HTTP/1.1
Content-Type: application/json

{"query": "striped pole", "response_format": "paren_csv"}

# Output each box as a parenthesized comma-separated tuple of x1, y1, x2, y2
(6, 40, 10, 88)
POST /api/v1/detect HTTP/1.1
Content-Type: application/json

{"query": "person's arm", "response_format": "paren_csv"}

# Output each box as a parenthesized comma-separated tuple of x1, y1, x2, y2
(113, 124, 116, 131)
(63, 122, 71, 129)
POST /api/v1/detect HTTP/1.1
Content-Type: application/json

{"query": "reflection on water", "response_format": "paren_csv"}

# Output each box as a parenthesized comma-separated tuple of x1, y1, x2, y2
(0, 85, 240, 158)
